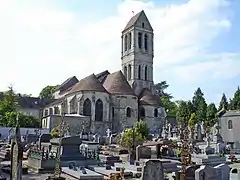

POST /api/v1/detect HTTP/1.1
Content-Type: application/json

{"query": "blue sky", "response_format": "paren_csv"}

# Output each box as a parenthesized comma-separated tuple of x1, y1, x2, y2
(0, 0, 239, 105)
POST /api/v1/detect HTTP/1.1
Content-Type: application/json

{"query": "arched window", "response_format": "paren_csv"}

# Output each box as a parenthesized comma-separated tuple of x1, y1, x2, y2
(124, 66, 127, 78)
(95, 99, 103, 121)
(138, 32, 142, 49)
(228, 120, 233, 129)
(154, 108, 158, 117)
(138, 65, 141, 79)
(44, 109, 48, 116)
(70, 96, 78, 114)
(144, 34, 148, 51)
(144, 66, 148, 80)
(128, 32, 132, 50)
(142, 22, 145, 28)
(83, 98, 92, 116)
(112, 107, 115, 118)
(128, 64, 132, 80)
(124, 35, 127, 51)
(126, 107, 131, 118)
(49, 108, 53, 115)
(139, 107, 145, 119)
(54, 107, 60, 114)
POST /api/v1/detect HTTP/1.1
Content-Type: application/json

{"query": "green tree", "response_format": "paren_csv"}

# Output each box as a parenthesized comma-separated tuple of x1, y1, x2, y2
(218, 93, 228, 111)
(161, 96, 178, 116)
(206, 103, 217, 128)
(231, 87, 240, 110)
(176, 100, 192, 125)
(155, 81, 173, 99)
(192, 88, 207, 123)
(188, 113, 197, 140)
(39, 85, 58, 99)
(134, 120, 149, 139)
(118, 128, 144, 149)
(0, 86, 18, 126)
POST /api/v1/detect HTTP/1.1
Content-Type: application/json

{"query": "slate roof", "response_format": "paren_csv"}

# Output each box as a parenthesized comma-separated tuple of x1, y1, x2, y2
(56, 76, 79, 93)
(123, 10, 153, 32)
(95, 70, 110, 84)
(222, 110, 240, 117)
(103, 71, 135, 95)
(68, 74, 107, 94)
(44, 97, 65, 108)
(139, 88, 162, 106)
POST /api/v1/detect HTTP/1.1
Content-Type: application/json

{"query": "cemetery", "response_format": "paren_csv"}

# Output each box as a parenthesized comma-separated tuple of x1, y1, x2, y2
(0, 111, 239, 180)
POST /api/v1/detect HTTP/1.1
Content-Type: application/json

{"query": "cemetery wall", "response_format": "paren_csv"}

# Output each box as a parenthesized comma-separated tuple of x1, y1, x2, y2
(0, 127, 49, 140)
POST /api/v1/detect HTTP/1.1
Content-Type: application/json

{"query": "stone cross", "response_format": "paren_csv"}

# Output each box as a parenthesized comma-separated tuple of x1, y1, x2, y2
(106, 128, 111, 137)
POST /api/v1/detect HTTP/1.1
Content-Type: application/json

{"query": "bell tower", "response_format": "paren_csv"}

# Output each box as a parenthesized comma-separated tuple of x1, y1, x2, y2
(121, 10, 154, 96)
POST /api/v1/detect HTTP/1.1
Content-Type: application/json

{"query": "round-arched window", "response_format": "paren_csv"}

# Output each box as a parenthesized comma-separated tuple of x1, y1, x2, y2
(154, 108, 158, 117)
(126, 107, 131, 118)
(228, 120, 233, 129)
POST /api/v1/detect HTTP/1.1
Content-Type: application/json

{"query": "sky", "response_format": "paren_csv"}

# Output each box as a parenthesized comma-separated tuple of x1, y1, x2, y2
(0, 0, 239, 105)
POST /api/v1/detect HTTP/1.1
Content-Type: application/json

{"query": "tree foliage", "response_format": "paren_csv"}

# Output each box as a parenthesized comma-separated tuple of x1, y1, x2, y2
(118, 120, 148, 148)
(206, 103, 217, 127)
(229, 87, 240, 110)
(155, 81, 173, 99)
(134, 120, 149, 139)
(188, 113, 197, 140)
(118, 128, 144, 149)
(161, 96, 178, 117)
(0, 86, 40, 128)
(50, 127, 60, 138)
(176, 100, 192, 125)
(39, 85, 58, 99)
(218, 93, 228, 111)
(192, 88, 207, 123)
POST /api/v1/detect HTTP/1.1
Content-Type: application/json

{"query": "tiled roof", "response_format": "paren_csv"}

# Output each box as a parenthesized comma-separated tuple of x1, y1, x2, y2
(139, 88, 162, 106)
(68, 74, 107, 94)
(103, 71, 135, 96)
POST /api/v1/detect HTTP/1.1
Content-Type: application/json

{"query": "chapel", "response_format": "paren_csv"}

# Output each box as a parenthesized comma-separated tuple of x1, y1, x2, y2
(42, 10, 166, 135)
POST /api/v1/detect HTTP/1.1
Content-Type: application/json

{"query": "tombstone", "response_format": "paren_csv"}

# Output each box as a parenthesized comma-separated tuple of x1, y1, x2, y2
(230, 168, 240, 180)
(196, 124, 202, 141)
(172, 127, 177, 139)
(10, 116, 23, 180)
(214, 164, 230, 180)
(167, 123, 172, 138)
(141, 159, 164, 180)
(195, 165, 218, 180)
(185, 165, 201, 180)
(106, 128, 111, 144)
(136, 145, 151, 161)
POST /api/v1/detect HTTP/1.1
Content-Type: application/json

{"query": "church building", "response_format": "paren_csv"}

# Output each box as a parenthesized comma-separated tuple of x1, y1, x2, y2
(42, 10, 166, 135)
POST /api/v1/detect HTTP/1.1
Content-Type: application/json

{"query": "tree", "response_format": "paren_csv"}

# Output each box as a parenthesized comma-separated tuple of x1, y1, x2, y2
(188, 113, 197, 140)
(192, 88, 207, 123)
(176, 100, 192, 125)
(39, 85, 58, 99)
(118, 128, 144, 149)
(134, 120, 149, 139)
(230, 87, 240, 110)
(161, 96, 178, 116)
(218, 93, 228, 111)
(155, 81, 173, 99)
(51, 127, 60, 138)
(0, 86, 18, 126)
(206, 103, 217, 128)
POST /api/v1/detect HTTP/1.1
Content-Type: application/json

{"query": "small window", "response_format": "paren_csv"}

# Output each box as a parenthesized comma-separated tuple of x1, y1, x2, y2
(144, 66, 148, 81)
(128, 64, 132, 80)
(128, 32, 132, 50)
(138, 32, 142, 49)
(144, 34, 148, 51)
(138, 65, 141, 79)
(154, 108, 158, 117)
(112, 107, 115, 118)
(124, 35, 128, 51)
(126, 107, 131, 118)
(142, 22, 145, 28)
(228, 120, 233, 129)
(139, 107, 145, 119)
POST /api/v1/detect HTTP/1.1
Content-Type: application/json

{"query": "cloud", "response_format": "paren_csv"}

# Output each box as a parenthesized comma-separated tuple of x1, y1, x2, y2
(0, 0, 235, 96)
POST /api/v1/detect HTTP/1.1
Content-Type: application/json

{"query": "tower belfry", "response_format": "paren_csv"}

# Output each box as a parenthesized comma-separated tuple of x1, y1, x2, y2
(121, 10, 155, 96)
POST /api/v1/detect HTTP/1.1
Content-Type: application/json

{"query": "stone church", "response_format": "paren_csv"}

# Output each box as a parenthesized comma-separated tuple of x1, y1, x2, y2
(42, 10, 166, 135)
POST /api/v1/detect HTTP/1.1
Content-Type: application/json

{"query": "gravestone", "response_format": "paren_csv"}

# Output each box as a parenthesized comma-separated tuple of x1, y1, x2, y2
(141, 159, 164, 180)
(214, 164, 230, 180)
(185, 165, 201, 180)
(195, 165, 218, 180)
(10, 116, 23, 180)
(136, 145, 151, 161)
